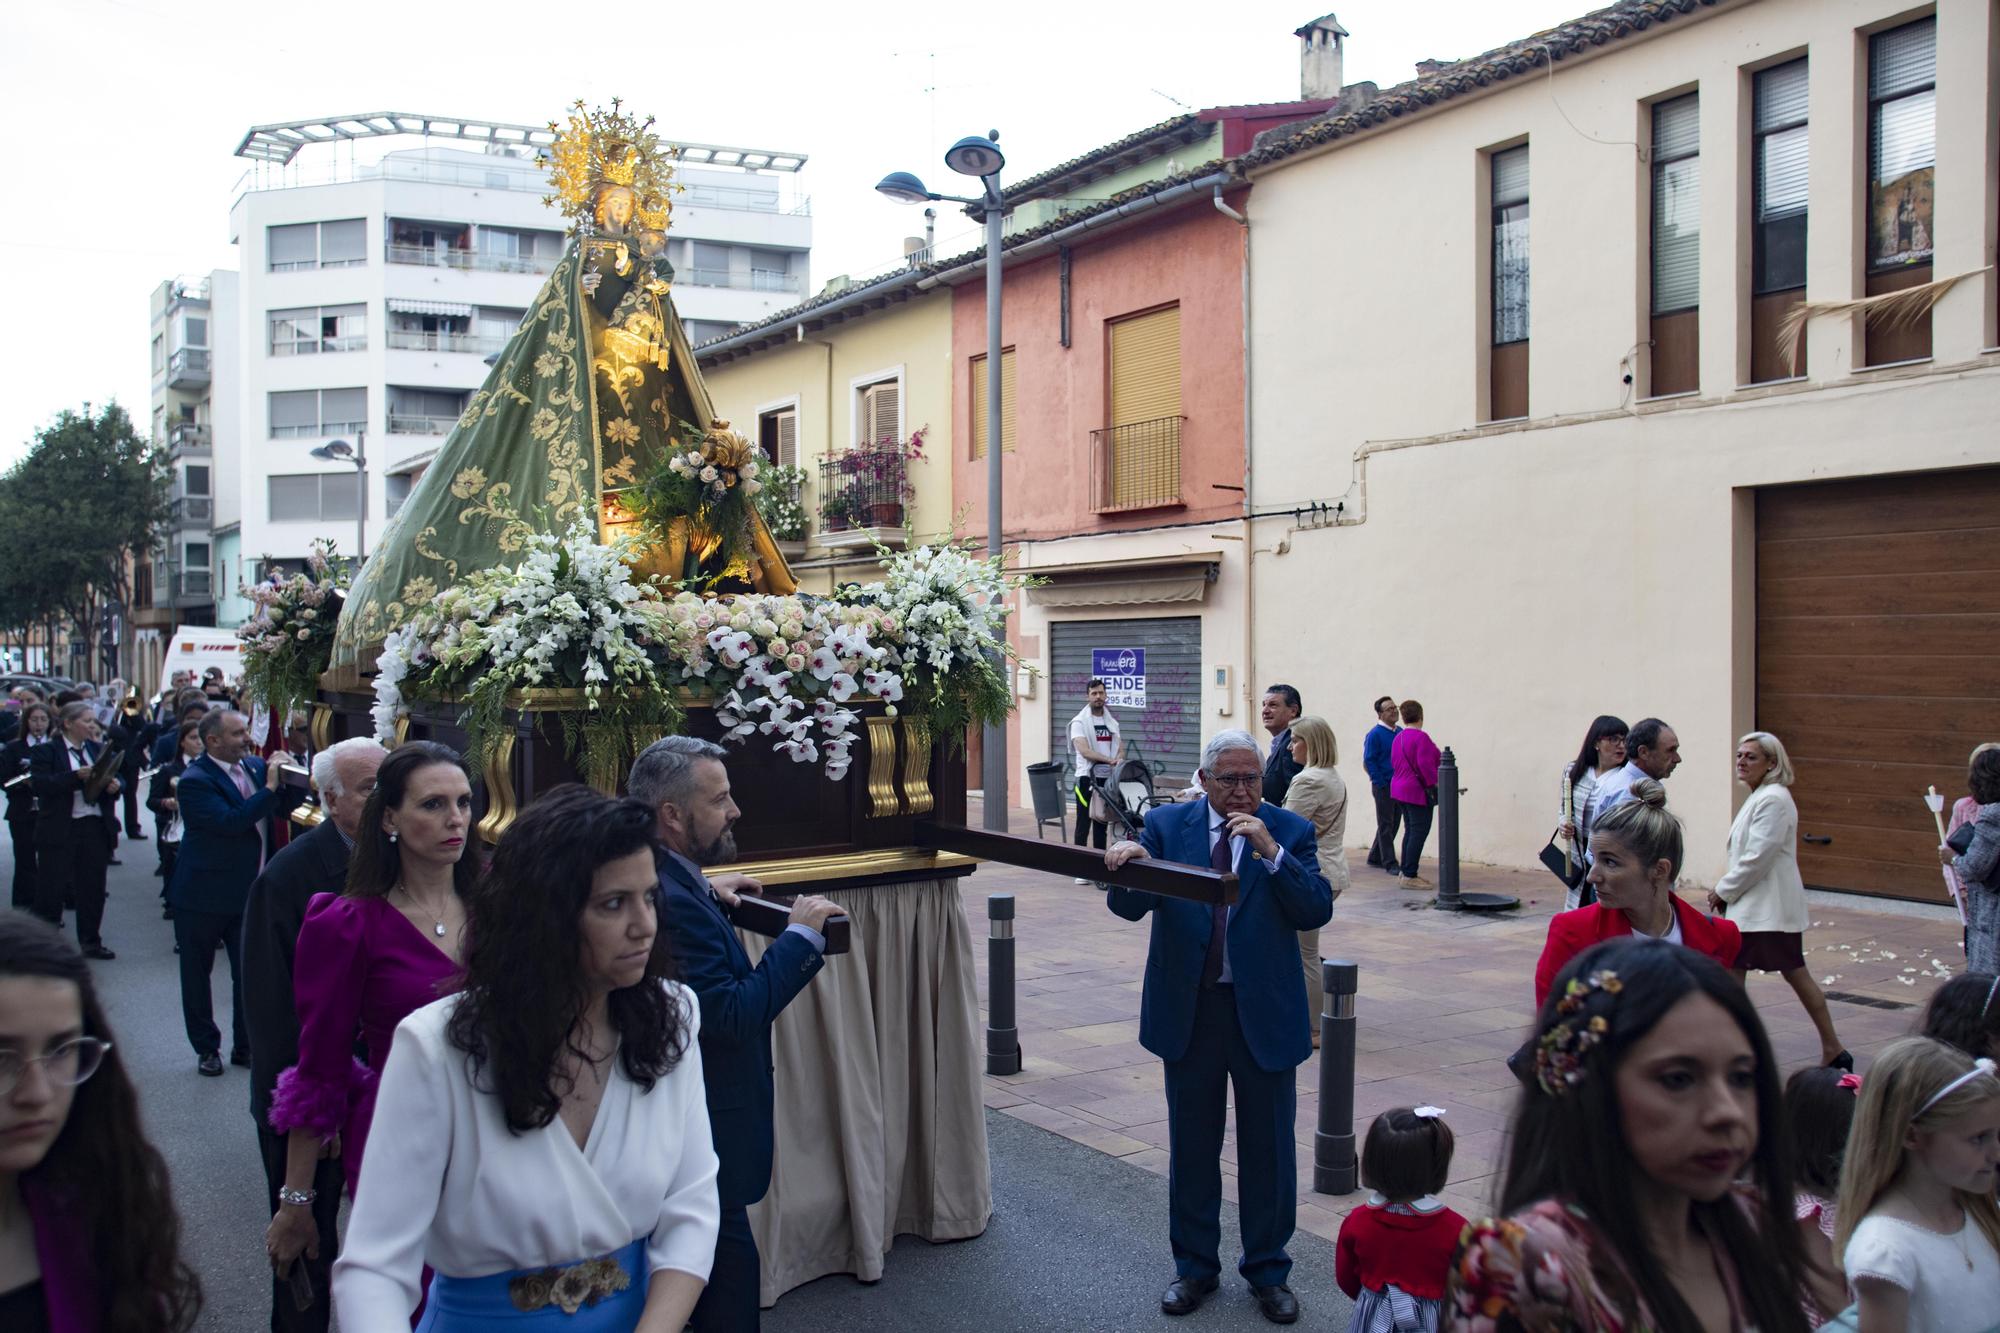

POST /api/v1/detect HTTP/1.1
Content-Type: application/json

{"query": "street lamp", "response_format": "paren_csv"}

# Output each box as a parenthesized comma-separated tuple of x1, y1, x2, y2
(877, 130, 1010, 831)
(309, 434, 367, 564)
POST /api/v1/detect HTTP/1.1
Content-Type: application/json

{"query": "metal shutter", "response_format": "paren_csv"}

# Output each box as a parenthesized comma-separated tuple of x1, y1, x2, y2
(970, 350, 1016, 457)
(861, 380, 900, 448)
(1108, 308, 1181, 506)
(1048, 616, 1204, 790)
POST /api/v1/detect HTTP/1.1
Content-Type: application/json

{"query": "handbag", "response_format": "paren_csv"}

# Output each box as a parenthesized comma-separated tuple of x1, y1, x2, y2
(1538, 838, 1586, 890)
(1087, 784, 1110, 824)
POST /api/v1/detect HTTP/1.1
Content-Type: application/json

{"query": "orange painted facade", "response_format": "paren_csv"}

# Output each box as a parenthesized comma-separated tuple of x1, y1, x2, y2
(948, 192, 1250, 547)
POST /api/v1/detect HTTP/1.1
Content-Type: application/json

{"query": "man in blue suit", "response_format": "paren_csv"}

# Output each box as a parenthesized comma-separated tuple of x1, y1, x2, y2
(630, 736, 840, 1331)
(168, 709, 303, 1077)
(1105, 728, 1333, 1324)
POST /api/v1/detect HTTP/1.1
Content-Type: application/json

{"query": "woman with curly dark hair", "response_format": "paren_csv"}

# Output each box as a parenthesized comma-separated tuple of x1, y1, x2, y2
(265, 741, 472, 1279)
(0, 910, 202, 1331)
(334, 785, 717, 1330)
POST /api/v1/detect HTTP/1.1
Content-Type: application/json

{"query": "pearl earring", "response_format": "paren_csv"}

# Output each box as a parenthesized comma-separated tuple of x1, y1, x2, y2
(388, 830, 398, 844)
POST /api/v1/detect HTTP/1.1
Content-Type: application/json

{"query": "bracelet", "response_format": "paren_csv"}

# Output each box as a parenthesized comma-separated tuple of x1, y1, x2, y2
(277, 1186, 316, 1207)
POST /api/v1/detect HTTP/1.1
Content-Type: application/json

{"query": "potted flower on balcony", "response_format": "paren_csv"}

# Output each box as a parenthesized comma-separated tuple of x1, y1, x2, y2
(820, 487, 853, 532)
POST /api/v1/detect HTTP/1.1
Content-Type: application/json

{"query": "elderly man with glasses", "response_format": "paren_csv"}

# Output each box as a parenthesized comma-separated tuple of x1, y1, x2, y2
(1103, 729, 1333, 1325)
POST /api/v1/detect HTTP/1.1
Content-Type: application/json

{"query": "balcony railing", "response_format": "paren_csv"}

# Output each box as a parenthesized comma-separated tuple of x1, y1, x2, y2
(272, 420, 366, 439)
(387, 412, 461, 435)
(385, 244, 560, 275)
(270, 335, 367, 356)
(167, 422, 211, 452)
(1090, 415, 1185, 512)
(682, 267, 804, 294)
(680, 183, 812, 215)
(818, 444, 910, 534)
(172, 570, 213, 600)
(386, 330, 507, 356)
(171, 496, 212, 526)
(166, 347, 211, 388)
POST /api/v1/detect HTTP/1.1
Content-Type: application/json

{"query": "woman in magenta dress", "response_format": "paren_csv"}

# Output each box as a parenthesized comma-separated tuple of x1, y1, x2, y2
(263, 741, 475, 1277)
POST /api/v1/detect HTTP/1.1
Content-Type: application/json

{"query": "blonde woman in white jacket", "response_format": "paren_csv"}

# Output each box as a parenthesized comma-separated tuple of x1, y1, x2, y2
(1706, 731, 1852, 1070)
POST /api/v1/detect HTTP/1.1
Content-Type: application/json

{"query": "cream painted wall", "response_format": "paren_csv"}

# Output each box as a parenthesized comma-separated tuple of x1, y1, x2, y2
(1244, 0, 2000, 882)
(698, 291, 957, 594)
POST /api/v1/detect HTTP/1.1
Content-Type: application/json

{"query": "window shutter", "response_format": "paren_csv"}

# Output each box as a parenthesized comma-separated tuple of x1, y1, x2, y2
(269, 224, 316, 268)
(1869, 19, 1936, 99)
(1491, 147, 1531, 344)
(269, 390, 317, 433)
(319, 218, 366, 265)
(1491, 146, 1530, 206)
(1109, 306, 1180, 428)
(972, 352, 1017, 459)
(320, 387, 367, 431)
(776, 410, 798, 467)
(859, 380, 899, 449)
(268, 475, 319, 521)
(1651, 96, 1701, 316)
(1755, 59, 1809, 130)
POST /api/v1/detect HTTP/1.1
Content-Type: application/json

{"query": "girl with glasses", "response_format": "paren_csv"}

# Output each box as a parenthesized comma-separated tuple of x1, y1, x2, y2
(0, 910, 203, 1331)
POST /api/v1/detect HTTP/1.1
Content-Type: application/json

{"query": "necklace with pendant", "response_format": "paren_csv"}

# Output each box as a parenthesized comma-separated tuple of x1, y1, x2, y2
(398, 884, 450, 938)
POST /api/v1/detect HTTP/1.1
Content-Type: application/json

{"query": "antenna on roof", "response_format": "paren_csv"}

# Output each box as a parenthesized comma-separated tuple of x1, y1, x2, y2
(1151, 88, 1194, 111)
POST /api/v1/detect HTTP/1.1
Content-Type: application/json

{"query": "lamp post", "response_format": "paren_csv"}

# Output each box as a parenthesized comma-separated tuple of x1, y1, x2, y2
(308, 434, 367, 564)
(879, 132, 1010, 831)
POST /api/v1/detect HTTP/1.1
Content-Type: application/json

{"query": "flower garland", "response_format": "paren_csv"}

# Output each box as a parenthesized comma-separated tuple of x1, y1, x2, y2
(238, 542, 348, 720)
(628, 419, 762, 589)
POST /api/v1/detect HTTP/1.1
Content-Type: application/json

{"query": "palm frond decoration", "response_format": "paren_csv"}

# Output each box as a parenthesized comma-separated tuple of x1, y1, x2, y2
(1775, 266, 1993, 375)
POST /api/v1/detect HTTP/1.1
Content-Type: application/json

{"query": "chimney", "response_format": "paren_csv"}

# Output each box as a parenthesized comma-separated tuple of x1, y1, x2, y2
(1296, 12, 1349, 101)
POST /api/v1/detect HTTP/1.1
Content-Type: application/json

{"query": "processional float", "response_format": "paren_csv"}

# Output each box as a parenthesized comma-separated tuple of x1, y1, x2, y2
(291, 101, 1229, 1308)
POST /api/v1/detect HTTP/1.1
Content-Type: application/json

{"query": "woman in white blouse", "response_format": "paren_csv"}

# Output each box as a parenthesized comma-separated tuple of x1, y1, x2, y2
(335, 787, 719, 1330)
(1706, 731, 1852, 1070)
(1282, 716, 1348, 1041)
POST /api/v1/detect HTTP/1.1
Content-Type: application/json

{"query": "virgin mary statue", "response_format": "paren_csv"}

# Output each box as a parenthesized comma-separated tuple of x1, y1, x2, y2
(332, 101, 797, 675)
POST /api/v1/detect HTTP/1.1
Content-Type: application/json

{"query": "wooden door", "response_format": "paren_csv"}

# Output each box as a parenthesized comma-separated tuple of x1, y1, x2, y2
(1755, 468, 2000, 901)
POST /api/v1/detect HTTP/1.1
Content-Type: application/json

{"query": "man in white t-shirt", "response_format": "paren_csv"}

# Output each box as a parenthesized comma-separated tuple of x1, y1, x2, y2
(1069, 679, 1123, 856)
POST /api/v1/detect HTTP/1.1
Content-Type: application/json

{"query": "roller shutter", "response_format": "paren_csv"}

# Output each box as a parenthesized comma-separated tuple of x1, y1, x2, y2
(1048, 616, 1203, 790)
(1756, 468, 2000, 901)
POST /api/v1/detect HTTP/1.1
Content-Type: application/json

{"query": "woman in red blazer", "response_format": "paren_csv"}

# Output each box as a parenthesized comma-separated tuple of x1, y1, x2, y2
(1533, 779, 1740, 1008)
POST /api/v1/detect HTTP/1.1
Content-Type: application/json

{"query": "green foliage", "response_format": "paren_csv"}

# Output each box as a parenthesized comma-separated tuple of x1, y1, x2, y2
(753, 464, 810, 541)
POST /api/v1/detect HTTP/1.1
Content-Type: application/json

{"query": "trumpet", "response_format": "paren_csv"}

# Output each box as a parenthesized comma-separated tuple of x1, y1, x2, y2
(120, 687, 144, 720)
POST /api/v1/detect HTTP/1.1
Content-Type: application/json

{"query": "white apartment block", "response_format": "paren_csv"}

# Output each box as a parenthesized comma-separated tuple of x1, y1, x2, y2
(147, 114, 810, 627)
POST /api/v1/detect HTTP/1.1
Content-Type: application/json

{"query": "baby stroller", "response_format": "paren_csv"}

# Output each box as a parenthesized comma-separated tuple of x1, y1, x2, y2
(1095, 748, 1170, 841)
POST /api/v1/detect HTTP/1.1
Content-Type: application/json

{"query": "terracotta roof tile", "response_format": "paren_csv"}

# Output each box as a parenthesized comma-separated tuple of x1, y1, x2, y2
(1238, 0, 1725, 169)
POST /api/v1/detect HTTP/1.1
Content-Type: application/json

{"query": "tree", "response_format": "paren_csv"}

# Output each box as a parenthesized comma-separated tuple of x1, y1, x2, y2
(0, 404, 171, 679)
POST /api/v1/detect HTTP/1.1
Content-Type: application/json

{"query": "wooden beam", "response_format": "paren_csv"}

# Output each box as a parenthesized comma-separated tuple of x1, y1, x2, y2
(915, 822, 1236, 905)
(730, 893, 852, 954)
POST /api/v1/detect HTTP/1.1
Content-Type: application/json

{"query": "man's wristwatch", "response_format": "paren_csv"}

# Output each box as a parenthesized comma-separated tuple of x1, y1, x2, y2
(277, 1186, 317, 1208)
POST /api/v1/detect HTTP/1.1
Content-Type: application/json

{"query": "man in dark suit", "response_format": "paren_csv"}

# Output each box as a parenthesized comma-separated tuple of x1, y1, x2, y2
(242, 736, 384, 1333)
(1105, 728, 1333, 1324)
(29, 701, 122, 958)
(629, 735, 840, 1332)
(168, 708, 303, 1076)
(1260, 684, 1304, 805)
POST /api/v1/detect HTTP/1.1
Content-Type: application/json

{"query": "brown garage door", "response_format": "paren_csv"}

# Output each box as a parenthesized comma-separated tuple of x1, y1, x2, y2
(1756, 468, 2000, 902)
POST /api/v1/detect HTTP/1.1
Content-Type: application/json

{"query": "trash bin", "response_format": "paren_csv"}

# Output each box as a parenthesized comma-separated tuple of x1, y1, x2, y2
(1026, 761, 1068, 841)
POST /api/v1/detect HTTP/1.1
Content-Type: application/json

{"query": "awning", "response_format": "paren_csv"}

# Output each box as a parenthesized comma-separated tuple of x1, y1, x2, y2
(386, 447, 440, 476)
(1024, 551, 1221, 609)
(387, 298, 473, 318)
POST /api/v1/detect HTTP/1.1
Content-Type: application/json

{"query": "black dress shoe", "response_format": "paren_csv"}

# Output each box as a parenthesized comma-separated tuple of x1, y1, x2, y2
(1251, 1284, 1300, 1324)
(230, 1047, 251, 1067)
(197, 1053, 224, 1077)
(126, 831, 148, 841)
(1161, 1276, 1219, 1316)
(81, 945, 115, 961)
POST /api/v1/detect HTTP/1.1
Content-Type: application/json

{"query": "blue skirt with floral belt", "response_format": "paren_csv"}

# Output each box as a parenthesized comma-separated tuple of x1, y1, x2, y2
(415, 1239, 646, 1330)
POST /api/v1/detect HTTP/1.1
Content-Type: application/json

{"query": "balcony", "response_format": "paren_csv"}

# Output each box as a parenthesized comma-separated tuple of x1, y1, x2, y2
(270, 335, 367, 356)
(387, 413, 460, 436)
(166, 347, 211, 389)
(167, 422, 211, 455)
(1090, 415, 1185, 513)
(385, 245, 559, 276)
(387, 329, 507, 357)
(171, 496, 212, 527)
(681, 183, 812, 216)
(683, 267, 804, 295)
(171, 570, 213, 601)
(817, 445, 911, 551)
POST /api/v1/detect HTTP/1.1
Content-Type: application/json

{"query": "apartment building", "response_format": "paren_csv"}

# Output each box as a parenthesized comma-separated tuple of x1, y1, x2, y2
(148, 114, 809, 626)
(1239, 0, 1999, 899)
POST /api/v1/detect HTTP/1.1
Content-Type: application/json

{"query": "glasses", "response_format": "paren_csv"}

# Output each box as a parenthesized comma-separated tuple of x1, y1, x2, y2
(0, 1037, 112, 1096)
(1206, 773, 1262, 790)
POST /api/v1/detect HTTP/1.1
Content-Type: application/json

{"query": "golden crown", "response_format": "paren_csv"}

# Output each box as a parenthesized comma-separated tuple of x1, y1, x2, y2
(540, 99, 682, 232)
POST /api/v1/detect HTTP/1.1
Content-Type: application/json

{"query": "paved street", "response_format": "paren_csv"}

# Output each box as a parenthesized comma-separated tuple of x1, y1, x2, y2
(0, 798, 1965, 1330)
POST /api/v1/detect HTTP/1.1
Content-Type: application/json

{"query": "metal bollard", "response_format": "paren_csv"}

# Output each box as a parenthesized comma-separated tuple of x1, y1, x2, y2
(986, 893, 1022, 1076)
(1313, 958, 1359, 1194)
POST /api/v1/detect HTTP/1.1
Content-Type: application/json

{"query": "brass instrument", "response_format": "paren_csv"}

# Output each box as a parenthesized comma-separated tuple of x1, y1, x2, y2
(81, 746, 123, 801)
(120, 687, 144, 721)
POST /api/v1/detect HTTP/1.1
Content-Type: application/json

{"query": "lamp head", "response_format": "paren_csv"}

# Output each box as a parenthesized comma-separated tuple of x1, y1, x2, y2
(875, 171, 934, 204)
(944, 134, 1004, 179)
(309, 440, 356, 463)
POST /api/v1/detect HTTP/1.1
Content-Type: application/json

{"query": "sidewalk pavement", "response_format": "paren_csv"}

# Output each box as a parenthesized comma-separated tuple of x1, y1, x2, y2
(964, 799, 1966, 1244)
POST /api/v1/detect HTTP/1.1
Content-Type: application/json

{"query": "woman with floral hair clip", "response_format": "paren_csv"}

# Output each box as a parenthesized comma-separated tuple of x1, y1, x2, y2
(1445, 937, 1821, 1333)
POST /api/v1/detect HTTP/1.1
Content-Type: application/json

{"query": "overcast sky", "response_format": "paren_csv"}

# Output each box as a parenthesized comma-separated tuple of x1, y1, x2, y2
(0, 0, 1581, 468)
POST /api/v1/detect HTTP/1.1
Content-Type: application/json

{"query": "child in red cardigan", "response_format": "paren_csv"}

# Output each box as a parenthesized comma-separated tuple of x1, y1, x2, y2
(1336, 1106, 1468, 1333)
